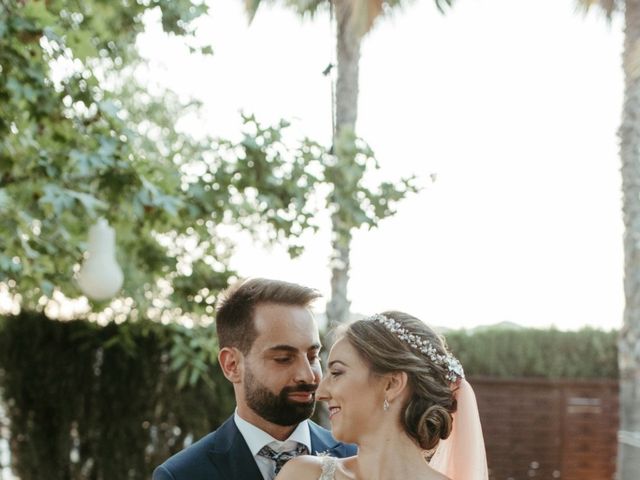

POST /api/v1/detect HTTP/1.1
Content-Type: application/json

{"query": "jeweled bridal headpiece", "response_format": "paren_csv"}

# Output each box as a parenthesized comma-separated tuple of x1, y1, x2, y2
(368, 313, 465, 383)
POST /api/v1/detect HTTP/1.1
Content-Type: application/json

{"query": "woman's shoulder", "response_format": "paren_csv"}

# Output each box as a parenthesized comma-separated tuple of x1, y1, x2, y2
(275, 455, 324, 480)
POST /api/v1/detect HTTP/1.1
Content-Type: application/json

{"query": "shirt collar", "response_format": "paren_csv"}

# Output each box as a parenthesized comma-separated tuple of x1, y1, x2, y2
(234, 410, 312, 456)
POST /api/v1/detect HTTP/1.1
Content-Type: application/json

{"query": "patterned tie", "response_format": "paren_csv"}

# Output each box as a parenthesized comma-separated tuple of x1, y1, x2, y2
(257, 443, 309, 475)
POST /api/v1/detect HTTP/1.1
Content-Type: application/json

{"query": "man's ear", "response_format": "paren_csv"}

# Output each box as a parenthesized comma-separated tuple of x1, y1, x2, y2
(218, 347, 243, 384)
(385, 371, 409, 403)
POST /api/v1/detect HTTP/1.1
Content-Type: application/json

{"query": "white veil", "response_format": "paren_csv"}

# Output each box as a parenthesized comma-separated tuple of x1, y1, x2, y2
(429, 379, 489, 480)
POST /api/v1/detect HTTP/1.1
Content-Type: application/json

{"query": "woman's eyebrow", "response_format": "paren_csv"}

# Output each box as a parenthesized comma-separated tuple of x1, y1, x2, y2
(328, 360, 348, 368)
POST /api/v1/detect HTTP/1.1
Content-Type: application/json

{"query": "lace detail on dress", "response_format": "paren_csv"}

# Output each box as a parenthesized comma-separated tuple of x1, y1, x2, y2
(318, 455, 338, 480)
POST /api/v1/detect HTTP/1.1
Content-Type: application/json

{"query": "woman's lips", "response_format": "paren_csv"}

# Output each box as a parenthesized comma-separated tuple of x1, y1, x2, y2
(328, 406, 341, 419)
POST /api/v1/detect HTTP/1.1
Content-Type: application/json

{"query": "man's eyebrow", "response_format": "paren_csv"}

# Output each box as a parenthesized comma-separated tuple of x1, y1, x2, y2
(266, 343, 322, 353)
(328, 360, 348, 368)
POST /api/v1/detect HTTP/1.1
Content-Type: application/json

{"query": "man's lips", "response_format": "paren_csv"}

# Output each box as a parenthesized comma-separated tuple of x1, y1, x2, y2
(287, 392, 315, 402)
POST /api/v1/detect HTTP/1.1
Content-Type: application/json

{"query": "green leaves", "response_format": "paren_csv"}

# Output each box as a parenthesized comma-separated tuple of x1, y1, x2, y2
(446, 326, 619, 379)
(0, 311, 236, 478)
(168, 323, 219, 389)
(327, 127, 419, 240)
(38, 185, 107, 217)
(0, 0, 214, 312)
(1, 0, 416, 325)
(0, 18, 7, 40)
(0, 188, 9, 212)
(21, 1, 59, 26)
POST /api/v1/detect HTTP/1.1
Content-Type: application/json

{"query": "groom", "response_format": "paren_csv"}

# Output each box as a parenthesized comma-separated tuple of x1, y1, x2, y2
(153, 278, 356, 480)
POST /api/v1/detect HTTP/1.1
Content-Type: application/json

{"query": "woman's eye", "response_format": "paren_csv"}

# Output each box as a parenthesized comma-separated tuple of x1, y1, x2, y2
(330, 370, 343, 377)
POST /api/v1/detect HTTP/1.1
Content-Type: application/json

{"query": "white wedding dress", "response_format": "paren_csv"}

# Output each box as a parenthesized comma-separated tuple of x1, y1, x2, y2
(318, 456, 338, 480)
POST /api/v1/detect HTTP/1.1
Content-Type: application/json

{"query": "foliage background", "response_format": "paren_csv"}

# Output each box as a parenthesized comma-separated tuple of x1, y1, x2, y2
(0, 312, 618, 479)
(0, 0, 415, 320)
(446, 327, 618, 379)
(0, 0, 623, 477)
(0, 311, 235, 479)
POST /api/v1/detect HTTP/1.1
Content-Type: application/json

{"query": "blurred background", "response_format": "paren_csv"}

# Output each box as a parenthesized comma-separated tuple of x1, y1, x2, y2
(0, 0, 633, 479)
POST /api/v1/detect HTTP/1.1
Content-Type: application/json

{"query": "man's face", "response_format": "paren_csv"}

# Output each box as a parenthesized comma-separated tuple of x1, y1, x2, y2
(238, 303, 322, 427)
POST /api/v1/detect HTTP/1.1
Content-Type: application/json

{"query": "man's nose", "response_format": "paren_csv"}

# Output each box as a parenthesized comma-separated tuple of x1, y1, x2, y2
(294, 357, 317, 384)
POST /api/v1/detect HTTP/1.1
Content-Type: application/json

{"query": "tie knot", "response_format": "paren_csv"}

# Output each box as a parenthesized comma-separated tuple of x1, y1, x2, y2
(258, 443, 309, 475)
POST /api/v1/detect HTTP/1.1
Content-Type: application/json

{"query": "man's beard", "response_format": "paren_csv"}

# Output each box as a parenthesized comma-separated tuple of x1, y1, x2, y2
(244, 367, 317, 426)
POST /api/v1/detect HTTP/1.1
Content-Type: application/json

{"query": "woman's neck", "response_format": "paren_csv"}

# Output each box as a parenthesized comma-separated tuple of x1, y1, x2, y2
(345, 428, 443, 480)
(347, 429, 439, 480)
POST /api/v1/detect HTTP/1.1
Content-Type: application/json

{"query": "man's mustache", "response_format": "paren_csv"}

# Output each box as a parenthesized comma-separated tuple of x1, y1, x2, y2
(281, 384, 318, 394)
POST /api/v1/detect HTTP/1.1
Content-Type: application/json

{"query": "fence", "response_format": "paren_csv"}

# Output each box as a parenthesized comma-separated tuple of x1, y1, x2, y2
(470, 377, 619, 480)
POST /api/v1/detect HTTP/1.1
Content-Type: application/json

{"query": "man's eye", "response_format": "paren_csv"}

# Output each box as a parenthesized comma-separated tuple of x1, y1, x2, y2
(274, 357, 292, 363)
(308, 354, 320, 362)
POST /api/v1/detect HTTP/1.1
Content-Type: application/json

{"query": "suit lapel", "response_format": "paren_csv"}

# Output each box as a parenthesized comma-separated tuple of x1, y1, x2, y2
(308, 421, 348, 457)
(205, 417, 352, 478)
(206, 417, 263, 479)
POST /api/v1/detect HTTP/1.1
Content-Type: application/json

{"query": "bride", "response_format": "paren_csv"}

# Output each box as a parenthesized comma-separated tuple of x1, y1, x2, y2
(276, 311, 488, 480)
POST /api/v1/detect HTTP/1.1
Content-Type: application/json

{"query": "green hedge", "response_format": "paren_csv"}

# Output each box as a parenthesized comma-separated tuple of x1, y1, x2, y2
(0, 311, 235, 480)
(0, 313, 619, 479)
(445, 327, 618, 379)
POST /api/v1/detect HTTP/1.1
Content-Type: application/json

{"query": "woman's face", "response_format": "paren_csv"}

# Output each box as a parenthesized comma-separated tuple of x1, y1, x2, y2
(317, 337, 386, 444)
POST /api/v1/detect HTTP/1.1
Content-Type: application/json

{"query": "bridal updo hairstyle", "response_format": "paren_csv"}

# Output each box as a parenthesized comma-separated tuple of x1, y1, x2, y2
(340, 311, 457, 451)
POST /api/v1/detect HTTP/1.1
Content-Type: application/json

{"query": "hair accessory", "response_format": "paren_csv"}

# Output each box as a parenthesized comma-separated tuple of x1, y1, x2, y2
(368, 314, 464, 382)
(383, 397, 390, 412)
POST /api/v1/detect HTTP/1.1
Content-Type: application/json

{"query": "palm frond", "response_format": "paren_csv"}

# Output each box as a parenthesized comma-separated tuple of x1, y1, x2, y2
(434, 0, 454, 15)
(575, 0, 619, 20)
(350, 0, 454, 36)
(244, 0, 262, 23)
(350, 0, 384, 36)
(287, 0, 329, 17)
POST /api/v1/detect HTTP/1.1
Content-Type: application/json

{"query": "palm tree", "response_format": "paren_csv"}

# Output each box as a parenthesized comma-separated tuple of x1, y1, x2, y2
(579, 1, 640, 477)
(243, 0, 452, 328)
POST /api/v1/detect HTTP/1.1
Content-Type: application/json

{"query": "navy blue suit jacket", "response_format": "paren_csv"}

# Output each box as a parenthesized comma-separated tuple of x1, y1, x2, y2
(153, 416, 356, 480)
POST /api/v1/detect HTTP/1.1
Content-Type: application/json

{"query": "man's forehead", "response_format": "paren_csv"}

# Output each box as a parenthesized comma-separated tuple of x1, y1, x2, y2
(250, 304, 320, 349)
(253, 304, 317, 329)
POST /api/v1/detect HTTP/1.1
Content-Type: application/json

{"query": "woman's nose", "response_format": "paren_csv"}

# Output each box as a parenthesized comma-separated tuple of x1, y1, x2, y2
(316, 376, 330, 401)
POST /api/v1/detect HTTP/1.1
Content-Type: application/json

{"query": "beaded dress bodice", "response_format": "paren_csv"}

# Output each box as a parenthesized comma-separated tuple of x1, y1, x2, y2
(318, 455, 338, 480)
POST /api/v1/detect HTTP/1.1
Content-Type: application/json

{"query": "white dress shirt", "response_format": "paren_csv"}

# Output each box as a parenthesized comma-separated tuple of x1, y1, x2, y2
(234, 410, 312, 480)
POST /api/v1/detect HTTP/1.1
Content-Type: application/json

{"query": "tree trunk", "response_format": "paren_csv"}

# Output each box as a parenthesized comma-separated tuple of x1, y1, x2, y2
(326, 0, 362, 329)
(618, 0, 640, 477)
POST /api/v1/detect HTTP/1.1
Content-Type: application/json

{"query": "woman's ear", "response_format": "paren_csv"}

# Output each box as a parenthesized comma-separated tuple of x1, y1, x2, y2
(385, 371, 409, 403)
(218, 347, 243, 384)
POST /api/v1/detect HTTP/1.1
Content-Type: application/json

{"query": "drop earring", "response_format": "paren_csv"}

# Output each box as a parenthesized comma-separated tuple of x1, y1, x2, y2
(383, 397, 390, 412)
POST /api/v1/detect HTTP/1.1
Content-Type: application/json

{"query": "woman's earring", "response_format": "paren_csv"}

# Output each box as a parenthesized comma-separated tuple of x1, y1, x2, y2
(383, 398, 390, 412)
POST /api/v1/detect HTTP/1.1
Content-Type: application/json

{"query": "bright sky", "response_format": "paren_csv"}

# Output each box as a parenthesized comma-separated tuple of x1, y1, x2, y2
(138, 0, 625, 331)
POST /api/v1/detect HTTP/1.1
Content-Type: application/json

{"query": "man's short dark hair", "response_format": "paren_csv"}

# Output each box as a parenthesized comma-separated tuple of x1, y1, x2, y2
(216, 278, 321, 353)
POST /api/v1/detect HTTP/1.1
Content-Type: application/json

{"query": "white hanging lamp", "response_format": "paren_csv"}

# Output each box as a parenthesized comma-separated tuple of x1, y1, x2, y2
(77, 218, 124, 301)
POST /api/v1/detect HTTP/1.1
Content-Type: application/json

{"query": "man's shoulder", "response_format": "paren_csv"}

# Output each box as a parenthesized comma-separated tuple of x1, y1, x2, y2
(308, 420, 332, 442)
(152, 418, 236, 480)
(152, 430, 219, 480)
(308, 420, 357, 457)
